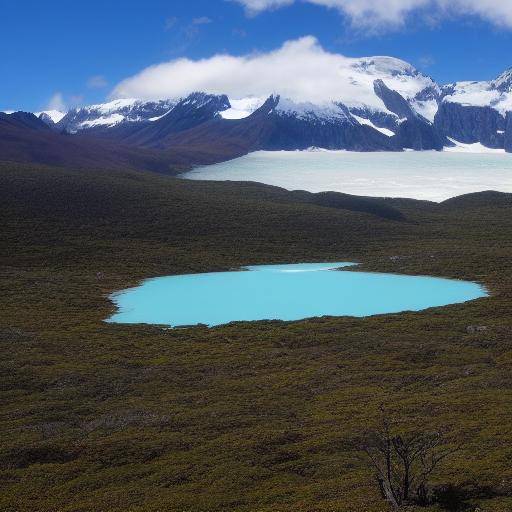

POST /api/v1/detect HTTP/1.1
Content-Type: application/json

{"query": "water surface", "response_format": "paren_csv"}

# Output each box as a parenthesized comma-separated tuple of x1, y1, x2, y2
(107, 263, 487, 327)
(182, 150, 512, 202)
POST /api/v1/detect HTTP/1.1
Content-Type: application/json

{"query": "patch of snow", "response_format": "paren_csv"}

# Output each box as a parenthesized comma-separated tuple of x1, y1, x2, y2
(221, 97, 265, 120)
(276, 98, 350, 121)
(36, 110, 66, 123)
(61, 98, 178, 131)
(497, 94, 512, 113)
(351, 114, 395, 136)
(411, 99, 438, 122)
(148, 110, 173, 122)
(81, 113, 126, 128)
(443, 81, 499, 107)
(91, 98, 139, 115)
(445, 138, 506, 154)
(341, 56, 438, 115)
(443, 79, 512, 115)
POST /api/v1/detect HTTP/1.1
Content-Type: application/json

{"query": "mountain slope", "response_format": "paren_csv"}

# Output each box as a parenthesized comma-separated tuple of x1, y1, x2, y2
(0, 112, 181, 172)
(156, 95, 399, 156)
(434, 69, 512, 148)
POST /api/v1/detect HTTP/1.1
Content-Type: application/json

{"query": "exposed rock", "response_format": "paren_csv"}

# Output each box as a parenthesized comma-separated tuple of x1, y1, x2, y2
(38, 112, 56, 126)
(505, 112, 512, 153)
(466, 325, 488, 334)
(394, 117, 446, 151)
(373, 80, 446, 150)
(434, 102, 505, 148)
(374, 79, 416, 120)
(0, 111, 51, 131)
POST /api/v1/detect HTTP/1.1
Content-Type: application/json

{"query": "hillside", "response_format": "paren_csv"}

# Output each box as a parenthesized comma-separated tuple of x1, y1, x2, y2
(1, 162, 512, 511)
(0, 112, 189, 173)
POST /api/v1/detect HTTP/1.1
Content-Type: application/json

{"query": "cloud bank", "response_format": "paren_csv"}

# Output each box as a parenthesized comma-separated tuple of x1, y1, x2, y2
(111, 37, 433, 107)
(234, 0, 512, 29)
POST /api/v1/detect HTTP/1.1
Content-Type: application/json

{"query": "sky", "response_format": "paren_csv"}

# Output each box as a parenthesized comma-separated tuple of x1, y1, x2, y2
(2, 0, 512, 112)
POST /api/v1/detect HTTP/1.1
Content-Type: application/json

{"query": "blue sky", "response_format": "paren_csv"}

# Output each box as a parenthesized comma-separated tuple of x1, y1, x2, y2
(2, 0, 512, 111)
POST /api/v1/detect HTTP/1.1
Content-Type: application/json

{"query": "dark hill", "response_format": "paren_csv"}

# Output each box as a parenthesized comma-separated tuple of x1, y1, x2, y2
(0, 112, 186, 173)
(0, 111, 51, 131)
(441, 190, 512, 208)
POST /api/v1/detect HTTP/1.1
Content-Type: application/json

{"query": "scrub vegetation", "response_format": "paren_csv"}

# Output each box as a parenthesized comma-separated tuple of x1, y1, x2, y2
(1, 162, 512, 511)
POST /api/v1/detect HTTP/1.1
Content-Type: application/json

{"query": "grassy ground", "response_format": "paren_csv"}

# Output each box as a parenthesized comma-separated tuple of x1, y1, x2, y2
(1, 162, 512, 512)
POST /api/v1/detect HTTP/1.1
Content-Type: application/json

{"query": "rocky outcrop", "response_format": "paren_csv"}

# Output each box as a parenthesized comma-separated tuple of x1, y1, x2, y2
(262, 99, 397, 151)
(493, 68, 512, 93)
(348, 106, 398, 132)
(434, 102, 506, 149)
(505, 112, 512, 152)
(0, 111, 51, 131)
(373, 80, 446, 150)
(393, 118, 446, 151)
(38, 112, 57, 127)
(374, 79, 416, 120)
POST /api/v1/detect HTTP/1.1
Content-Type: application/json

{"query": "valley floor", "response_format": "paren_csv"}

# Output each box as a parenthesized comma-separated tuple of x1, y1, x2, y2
(1, 162, 512, 511)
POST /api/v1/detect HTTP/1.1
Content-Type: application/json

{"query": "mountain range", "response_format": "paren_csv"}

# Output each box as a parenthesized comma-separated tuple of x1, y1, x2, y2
(3, 57, 512, 172)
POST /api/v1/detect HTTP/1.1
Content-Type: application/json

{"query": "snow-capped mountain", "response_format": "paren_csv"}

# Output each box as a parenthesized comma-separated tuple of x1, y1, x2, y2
(36, 110, 66, 125)
(220, 97, 266, 120)
(56, 98, 177, 133)
(433, 69, 512, 149)
(51, 56, 438, 132)
(441, 69, 512, 113)
(26, 58, 512, 154)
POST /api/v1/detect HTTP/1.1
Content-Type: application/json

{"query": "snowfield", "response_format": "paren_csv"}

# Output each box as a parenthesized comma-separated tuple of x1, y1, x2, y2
(182, 150, 512, 202)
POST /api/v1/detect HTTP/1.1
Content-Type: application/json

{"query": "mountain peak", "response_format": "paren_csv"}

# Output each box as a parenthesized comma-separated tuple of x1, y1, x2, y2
(493, 68, 512, 92)
(37, 110, 66, 125)
(353, 56, 419, 78)
(1, 111, 51, 131)
(57, 98, 177, 133)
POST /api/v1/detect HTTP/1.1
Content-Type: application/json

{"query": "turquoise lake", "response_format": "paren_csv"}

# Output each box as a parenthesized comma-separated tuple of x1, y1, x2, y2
(107, 263, 487, 328)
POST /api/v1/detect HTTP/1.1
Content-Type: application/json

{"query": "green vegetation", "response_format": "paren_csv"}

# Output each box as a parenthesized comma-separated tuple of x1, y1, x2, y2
(1, 162, 512, 511)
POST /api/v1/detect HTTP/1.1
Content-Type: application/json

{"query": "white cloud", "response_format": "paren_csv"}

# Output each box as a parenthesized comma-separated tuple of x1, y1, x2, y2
(45, 92, 66, 112)
(192, 16, 213, 25)
(234, 0, 512, 29)
(237, 0, 294, 15)
(87, 75, 108, 89)
(111, 36, 433, 107)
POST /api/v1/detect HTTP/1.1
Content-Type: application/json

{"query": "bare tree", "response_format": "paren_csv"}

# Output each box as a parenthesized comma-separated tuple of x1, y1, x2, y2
(361, 409, 459, 508)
